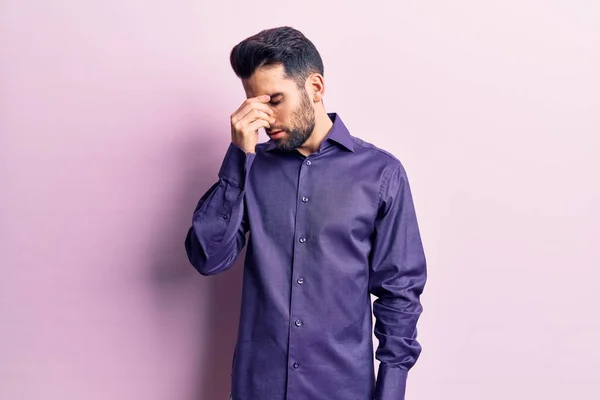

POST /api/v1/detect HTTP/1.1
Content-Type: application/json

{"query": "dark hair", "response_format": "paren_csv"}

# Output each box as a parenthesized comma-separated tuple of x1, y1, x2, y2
(230, 26, 324, 87)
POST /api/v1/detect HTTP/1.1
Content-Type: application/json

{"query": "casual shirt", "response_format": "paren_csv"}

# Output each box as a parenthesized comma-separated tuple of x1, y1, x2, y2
(185, 113, 427, 400)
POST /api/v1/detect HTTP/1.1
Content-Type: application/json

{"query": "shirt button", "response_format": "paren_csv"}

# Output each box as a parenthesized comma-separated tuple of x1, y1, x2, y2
(294, 319, 303, 327)
(301, 196, 309, 202)
(222, 213, 229, 220)
(296, 277, 304, 285)
(299, 237, 306, 243)
(293, 362, 300, 369)
(305, 160, 312, 166)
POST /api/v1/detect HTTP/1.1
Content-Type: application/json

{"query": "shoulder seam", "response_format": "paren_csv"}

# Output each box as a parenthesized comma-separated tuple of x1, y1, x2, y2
(351, 137, 401, 164)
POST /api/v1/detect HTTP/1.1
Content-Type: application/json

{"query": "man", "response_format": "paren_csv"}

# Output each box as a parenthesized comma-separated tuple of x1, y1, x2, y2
(185, 26, 427, 400)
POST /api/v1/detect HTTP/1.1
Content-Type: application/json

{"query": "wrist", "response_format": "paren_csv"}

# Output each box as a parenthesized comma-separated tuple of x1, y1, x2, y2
(232, 141, 255, 154)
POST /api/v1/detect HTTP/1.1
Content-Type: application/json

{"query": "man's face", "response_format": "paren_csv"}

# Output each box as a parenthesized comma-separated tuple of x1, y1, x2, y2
(242, 64, 315, 152)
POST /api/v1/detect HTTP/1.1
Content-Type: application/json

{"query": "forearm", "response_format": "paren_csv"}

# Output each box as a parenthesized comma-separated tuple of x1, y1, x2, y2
(372, 293, 424, 400)
(369, 163, 427, 399)
(185, 143, 255, 275)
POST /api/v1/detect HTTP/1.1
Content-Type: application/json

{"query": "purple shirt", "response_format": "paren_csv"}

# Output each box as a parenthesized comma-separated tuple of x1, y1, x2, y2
(185, 113, 427, 400)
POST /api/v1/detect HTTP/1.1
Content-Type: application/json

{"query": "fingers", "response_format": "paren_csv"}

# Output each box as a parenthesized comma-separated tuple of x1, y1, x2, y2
(233, 103, 274, 125)
(231, 95, 274, 124)
(230, 95, 274, 153)
(232, 108, 274, 134)
(231, 110, 274, 141)
(240, 108, 275, 126)
(246, 118, 270, 133)
(232, 95, 271, 116)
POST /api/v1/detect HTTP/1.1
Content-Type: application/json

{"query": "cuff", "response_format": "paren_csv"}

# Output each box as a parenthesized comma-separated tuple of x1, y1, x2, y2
(218, 143, 256, 187)
(374, 365, 408, 400)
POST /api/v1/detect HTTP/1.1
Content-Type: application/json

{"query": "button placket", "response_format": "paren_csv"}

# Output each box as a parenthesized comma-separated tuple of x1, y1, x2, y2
(287, 156, 313, 387)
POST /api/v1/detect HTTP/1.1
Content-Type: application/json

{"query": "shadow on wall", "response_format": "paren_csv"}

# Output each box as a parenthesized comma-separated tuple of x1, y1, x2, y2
(197, 254, 245, 400)
(147, 120, 245, 400)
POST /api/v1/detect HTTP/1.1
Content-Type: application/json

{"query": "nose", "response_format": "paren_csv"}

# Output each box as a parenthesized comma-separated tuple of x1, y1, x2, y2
(269, 115, 278, 128)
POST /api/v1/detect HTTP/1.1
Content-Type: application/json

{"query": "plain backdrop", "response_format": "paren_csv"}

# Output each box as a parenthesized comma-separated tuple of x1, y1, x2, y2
(1, 1, 599, 399)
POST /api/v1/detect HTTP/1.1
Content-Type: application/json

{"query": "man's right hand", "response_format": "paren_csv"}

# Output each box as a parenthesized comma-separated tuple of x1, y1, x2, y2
(230, 95, 275, 154)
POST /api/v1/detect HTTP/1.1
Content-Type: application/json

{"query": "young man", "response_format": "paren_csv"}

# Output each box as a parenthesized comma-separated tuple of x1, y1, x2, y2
(185, 26, 427, 400)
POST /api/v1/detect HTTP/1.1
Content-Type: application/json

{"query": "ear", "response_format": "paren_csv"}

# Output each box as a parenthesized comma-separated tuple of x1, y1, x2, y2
(306, 73, 325, 103)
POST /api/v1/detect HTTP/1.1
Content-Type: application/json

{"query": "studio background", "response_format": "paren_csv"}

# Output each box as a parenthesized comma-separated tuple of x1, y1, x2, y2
(1, 1, 599, 399)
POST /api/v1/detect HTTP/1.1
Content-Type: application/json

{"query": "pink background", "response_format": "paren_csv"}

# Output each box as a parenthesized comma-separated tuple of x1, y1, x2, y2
(1, 1, 599, 399)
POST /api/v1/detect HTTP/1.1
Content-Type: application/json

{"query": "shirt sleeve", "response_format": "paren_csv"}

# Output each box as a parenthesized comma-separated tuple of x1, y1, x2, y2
(184, 142, 255, 275)
(369, 162, 427, 400)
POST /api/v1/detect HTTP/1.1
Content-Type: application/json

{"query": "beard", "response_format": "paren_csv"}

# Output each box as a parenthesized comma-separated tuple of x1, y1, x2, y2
(271, 89, 315, 152)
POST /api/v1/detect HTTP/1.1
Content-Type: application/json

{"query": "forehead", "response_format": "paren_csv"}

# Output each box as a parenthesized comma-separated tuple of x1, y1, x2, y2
(242, 64, 298, 98)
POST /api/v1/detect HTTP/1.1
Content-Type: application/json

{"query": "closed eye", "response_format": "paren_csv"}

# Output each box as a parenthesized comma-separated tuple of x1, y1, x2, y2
(269, 93, 283, 106)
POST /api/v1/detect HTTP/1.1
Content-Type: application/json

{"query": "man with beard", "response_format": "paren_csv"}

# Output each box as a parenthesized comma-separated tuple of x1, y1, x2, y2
(185, 26, 427, 400)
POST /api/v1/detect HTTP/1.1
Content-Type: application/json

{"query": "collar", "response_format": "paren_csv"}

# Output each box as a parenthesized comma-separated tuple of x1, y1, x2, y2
(265, 112, 355, 153)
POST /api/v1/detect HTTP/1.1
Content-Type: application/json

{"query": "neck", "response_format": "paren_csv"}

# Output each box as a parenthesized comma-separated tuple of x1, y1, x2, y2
(296, 106, 333, 157)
